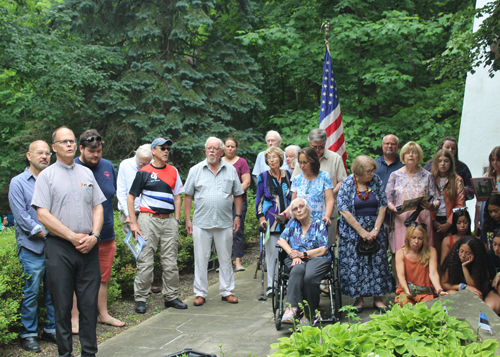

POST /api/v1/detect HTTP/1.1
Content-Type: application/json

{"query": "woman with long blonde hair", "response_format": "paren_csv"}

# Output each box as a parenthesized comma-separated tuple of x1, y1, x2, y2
(395, 223, 448, 306)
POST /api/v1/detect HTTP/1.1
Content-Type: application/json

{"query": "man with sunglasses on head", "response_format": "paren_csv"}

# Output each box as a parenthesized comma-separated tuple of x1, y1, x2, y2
(8, 140, 57, 352)
(32, 126, 105, 357)
(127, 138, 187, 313)
(74, 129, 124, 329)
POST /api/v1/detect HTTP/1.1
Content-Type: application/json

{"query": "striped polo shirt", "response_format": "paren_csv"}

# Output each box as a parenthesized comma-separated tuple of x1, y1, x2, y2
(129, 163, 184, 214)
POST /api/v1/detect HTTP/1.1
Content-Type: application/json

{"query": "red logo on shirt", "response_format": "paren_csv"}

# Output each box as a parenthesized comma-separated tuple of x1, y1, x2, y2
(104, 171, 111, 178)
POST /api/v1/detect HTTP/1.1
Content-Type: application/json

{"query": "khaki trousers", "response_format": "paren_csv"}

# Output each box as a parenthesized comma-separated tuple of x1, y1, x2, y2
(134, 214, 179, 302)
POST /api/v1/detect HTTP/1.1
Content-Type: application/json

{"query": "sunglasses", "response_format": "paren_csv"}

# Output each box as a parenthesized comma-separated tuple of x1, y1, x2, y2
(452, 206, 468, 213)
(410, 222, 427, 229)
(86, 136, 102, 143)
(158, 146, 171, 152)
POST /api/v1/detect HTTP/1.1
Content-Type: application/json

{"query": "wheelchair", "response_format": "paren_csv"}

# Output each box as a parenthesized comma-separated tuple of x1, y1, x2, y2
(271, 243, 342, 330)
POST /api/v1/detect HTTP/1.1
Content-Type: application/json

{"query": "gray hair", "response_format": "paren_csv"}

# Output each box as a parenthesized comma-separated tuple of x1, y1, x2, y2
(289, 197, 311, 220)
(285, 145, 301, 158)
(205, 136, 224, 150)
(135, 144, 152, 159)
(308, 128, 327, 143)
(382, 134, 400, 145)
(266, 130, 282, 142)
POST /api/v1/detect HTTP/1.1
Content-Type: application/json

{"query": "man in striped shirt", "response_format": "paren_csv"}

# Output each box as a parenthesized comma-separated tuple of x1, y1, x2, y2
(127, 138, 187, 313)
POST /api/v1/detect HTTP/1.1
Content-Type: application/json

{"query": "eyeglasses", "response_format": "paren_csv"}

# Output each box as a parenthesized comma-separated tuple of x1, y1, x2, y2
(53, 139, 76, 146)
(31, 151, 52, 157)
(206, 147, 220, 151)
(157, 146, 171, 152)
(310, 145, 325, 151)
(298, 160, 310, 165)
(410, 222, 427, 229)
(459, 249, 473, 257)
(365, 169, 375, 175)
(291, 204, 306, 212)
(267, 155, 280, 160)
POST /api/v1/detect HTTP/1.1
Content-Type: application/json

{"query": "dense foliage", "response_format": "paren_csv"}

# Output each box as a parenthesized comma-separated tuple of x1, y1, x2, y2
(2, 0, 499, 212)
(271, 301, 499, 356)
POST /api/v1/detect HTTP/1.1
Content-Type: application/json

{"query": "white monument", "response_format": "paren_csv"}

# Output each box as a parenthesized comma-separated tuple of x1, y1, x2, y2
(459, 0, 500, 220)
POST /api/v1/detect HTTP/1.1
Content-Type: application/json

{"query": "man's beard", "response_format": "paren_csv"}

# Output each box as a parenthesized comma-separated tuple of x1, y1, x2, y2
(207, 154, 217, 163)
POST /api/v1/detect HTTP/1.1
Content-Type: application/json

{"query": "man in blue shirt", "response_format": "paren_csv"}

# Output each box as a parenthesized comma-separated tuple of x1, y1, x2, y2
(8, 140, 56, 352)
(375, 134, 405, 190)
(75, 129, 124, 328)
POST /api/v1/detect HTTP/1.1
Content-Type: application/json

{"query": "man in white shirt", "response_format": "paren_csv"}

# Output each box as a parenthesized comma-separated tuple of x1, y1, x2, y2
(252, 130, 284, 181)
(117, 144, 152, 234)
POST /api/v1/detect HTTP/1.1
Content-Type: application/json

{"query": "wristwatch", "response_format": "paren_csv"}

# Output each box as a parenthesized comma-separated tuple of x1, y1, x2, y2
(459, 283, 467, 290)
(374, 227, 379, 231)
(235, 214, 242, 219)
(303, 251, 308, 258)
(92, 233, 101, 242)
(175, 219, 181, 224)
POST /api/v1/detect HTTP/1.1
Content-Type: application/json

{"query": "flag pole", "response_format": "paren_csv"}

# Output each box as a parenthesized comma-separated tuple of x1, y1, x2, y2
(321, 21, 331, 54)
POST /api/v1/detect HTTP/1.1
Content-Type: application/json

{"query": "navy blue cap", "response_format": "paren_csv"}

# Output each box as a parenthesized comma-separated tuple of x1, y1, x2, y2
(151, 138, 173, 149)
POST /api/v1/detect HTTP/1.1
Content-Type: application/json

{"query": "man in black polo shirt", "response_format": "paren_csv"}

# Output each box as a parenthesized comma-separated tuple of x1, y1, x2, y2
(127, 138, 187, 313)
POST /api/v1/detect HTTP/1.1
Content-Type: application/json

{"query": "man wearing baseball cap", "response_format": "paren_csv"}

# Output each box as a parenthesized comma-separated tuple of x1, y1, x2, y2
(127, 137, 187, 313)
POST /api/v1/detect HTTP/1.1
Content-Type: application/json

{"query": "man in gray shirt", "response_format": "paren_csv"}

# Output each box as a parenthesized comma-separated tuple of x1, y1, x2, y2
(184, 137, 244, 306)
(8, 140, 56, 353)
(32, 126, 105, 357)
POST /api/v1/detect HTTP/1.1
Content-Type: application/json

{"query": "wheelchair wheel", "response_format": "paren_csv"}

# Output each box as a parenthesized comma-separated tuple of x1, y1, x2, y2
(271, 259, 279, 314)
(275, 307, 282, 330)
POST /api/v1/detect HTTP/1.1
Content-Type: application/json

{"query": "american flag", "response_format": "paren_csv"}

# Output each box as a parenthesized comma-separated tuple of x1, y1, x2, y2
(319, 46, 347, 173)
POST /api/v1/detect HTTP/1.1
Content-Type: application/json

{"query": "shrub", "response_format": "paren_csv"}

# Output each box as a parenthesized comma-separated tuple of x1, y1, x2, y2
(271, 301, 498, 356)
(0, 240, 24, 345)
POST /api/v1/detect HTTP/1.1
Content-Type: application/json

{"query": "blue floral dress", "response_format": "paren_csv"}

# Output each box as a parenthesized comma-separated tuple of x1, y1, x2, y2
(291, 171, 333, 220)
(338, 174, 393, 298)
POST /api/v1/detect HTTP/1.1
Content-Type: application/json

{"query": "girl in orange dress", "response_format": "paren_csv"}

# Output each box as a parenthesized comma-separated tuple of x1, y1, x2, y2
(395, 223, 448, 306)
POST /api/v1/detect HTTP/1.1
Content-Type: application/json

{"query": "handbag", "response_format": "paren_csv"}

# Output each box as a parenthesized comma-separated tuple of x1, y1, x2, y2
(407, 282, 433, 296)
(356, 239, 380, 266)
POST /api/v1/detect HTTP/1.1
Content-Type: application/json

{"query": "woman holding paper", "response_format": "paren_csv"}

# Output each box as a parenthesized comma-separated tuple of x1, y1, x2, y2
(386, 141, 440, 254)
(256, 146, 292, 297)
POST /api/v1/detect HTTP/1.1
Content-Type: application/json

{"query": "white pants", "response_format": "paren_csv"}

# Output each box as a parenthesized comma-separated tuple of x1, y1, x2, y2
(265, 234, 280, 288)
(193, 226, 235, 297)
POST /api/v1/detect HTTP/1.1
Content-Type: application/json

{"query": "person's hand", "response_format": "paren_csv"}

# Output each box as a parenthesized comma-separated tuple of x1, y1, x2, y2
(432, 220, 441, 230)
(233, 217, 241, 234)
(420, 201, 434, 211)
(387, 204, 398, 214)
(34, 231, 45, 239)
(129, 222, 143, 241)
(125, 215, 131, 224)
(75, 234, 97, 254)
(360, 230, 371, 241)
(70, 233, 87, 247)
(185, 221, 193, 236)
(259, 220, 267, 230)
(281, 210, 290, 219)
(466, 285, 483, 299)
(438, 290, 449, 296)
(291, 257, 303, 266)
(322, 216, 332, 227)
(437, 222, 451, 234)
(289, 250, 301, 259)
(462, 255, 474, 267)
(367, 230, 378, 242)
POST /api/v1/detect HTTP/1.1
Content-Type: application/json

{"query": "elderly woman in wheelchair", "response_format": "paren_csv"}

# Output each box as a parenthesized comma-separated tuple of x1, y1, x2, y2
(277, 197, 331, 326)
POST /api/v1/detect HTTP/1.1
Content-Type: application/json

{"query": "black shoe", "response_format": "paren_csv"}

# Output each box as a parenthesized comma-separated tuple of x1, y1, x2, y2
(266, 287, 274, 297)
(20, 337, 41, 353)
(41, 331, 57, 344)
(135, 301, 146, 314)
(165, 298, 188, 309)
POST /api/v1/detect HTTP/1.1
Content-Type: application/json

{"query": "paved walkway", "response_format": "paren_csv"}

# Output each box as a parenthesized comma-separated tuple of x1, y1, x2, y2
(94, 264, 388, 357)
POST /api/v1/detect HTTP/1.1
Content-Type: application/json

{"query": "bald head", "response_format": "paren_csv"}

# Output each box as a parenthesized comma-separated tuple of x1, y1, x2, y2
(27, 140, 51, 174)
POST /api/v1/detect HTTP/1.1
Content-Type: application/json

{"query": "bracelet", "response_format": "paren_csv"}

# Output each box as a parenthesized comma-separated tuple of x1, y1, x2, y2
(437, 288, 443, 295)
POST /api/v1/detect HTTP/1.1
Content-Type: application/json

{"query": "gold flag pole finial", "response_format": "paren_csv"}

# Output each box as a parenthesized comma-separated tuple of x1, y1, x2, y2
(321, 21, 330, 54)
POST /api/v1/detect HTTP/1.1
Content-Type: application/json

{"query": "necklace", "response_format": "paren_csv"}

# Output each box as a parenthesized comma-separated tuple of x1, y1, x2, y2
(354, 175, 371, 201)
(270, 169, 282, 184)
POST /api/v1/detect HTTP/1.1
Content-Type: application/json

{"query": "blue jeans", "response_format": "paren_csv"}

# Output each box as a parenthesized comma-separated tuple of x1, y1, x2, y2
(19, 247, 56, 338)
